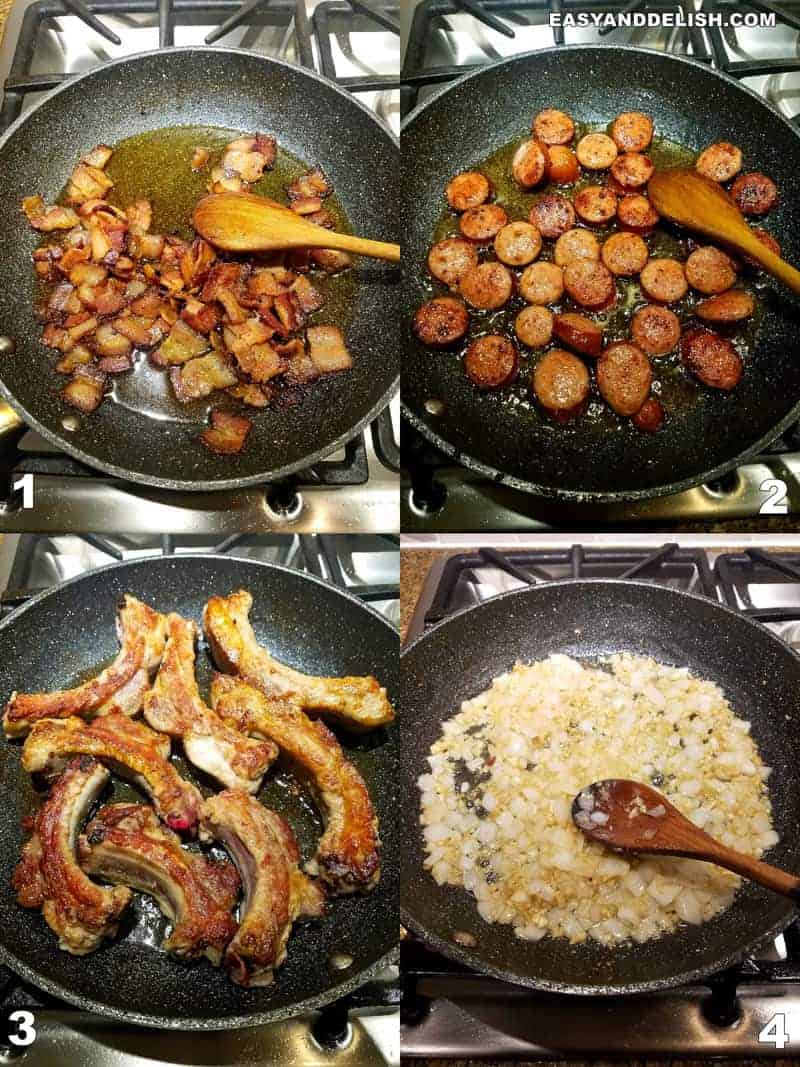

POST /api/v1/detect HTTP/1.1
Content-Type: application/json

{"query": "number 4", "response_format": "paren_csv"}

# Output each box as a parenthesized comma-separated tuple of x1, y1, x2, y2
(759, 1012, 789, 1049)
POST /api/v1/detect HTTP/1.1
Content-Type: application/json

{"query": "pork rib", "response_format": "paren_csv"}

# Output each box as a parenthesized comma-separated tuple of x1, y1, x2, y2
(79, 803, 240, 965)
(203, 590, 394, 731)
(144, 613, 277, 793)
(211, 675, 380, 895)
(4, 595, 167, 737)
(200, 789, 324, 986)
(12, 756, 131, 954)
(22, 712, 202, 834)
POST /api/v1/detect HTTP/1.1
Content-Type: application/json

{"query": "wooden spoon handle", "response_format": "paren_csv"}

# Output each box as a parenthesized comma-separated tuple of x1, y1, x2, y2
(704, 840, 800, 900)
(731, 228, 800, 295)
(313, 230, 400, 263)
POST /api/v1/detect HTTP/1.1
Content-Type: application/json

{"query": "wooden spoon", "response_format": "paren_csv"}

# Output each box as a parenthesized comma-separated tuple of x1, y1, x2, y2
(192, 191, 400, 263)
(648, 168, 800, 296)
(572, 779, 799, 901)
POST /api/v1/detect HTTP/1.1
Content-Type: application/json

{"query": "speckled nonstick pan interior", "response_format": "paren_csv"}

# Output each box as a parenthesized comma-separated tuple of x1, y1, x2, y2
(400, 579, 800, 994)
(0, 555, 398, 1028)
(0, 47, 399, 491)
(401, 46, 800, 502)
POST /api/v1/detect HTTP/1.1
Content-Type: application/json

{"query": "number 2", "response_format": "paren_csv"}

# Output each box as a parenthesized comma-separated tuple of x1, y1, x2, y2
(760, 478, 788, 515)
(7, 1009, 36, 1047)
(759, 1011, 789, 1049)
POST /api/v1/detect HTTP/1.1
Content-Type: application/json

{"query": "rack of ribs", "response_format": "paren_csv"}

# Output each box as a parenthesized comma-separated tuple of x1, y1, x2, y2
(21, 712, 202, 834)
(79, 803, 240, 965)
(4, 596, 167, 737)
(143, 613, 277, 793)
(200, 789, 325, 987)
(203, 590, 394, 732)
(211, 675, 381, 895)
(12, 756, 131, 954)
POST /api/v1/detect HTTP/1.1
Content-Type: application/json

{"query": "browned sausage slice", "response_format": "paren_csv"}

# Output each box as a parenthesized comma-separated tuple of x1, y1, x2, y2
(514, 306, 553, 349)
(744, 228, 781, 269)
(576, 133, 618, 170)
(530, 194, 576, 239)
(563, 259, 616, 309)
(533, 108, 575, 145)
(610, 112, 654, 152)
(639, 258, 688, 303)
(554, 228, 600, 267)
(446, 172, 491, 212)
(532, 349, 590, 420)
(695, 142, 743, 183)
(493, 221, 542, 267)
(696, 290, 755, 323)
(512, 140, 547, 188)
(681, 327, 743, 390)
(465, 335, 519, 389)
(685, 246, 736, 295)
(616, 194, 660, 234)
(553, 312, 604, 357)
(630, 305, 681, 355)
(460, 203, 509, 244)
(610, 153, 654, 191)
(597, 342, 652, 416)
(427, 237, 478, 289)
(545, 145, 580, 184)
(574, 185, 618, 225)
(519, 261, 564, 305)
(459, 262, 514, 310)
(413, 297, 469, 347)
(601, 232, 649, 276)
(730, 172, 778, 216)
(632, 397, 665, 434)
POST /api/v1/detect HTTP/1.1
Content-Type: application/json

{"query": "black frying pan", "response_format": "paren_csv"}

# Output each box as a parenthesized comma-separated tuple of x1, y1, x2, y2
(401, 46, 800, 502)
(0, 554, 398, 1028)
(400, 579, 800, 994)
(0, 47, 399, 491)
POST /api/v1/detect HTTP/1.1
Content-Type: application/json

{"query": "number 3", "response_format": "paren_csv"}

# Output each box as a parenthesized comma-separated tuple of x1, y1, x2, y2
(760, 478, 788, 515)
(7, 1009, 35, 1047)
(759, 1011, 789, 1049)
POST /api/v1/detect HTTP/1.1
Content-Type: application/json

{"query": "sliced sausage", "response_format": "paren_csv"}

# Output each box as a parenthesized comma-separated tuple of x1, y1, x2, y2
(695, 142, 743, 183)
(515, 306, 553, 349)
(630, 305, 681, 356)
(610, 112, 654, 152)
(576, 133, 618, 170)
(597, 342, 652, 416)
(460, 203, 509, 244)
(493, 221, 542, 267)
(617, 194, 660, 234)
(639, 258, 688, 303)
(681, 327, 743, 390)
(532, 349, 590, 420)
(545, 145, 580, 184)
(553, 312, 603, 357)
(574, 185, 618, 225)
(730, 172, 778, 216)
(601, 232, 649, 276)
(610, 153, 654, 191)
(413, 297, 469, 347)
(533, 108, 575, 145)
(519, 261, 564, 305)
(554, 227, 600, 267)
(632, 397, 665, 434)
(696, 289, 755, 323)
(427, 237, 478, 289)
(446, 171, 491, 212)
(459, 262, 514, 310)
(744, 227, 781, 269)
(465, 335, 519, 389)
(530, 194, 576, 239)
(512, 140, 547, 188)
(563, 259, 615, 309)
(685, 246, 736, 295)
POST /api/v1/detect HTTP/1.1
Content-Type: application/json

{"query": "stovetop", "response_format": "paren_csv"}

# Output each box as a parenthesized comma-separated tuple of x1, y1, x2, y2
(0, 0, 400, 534)
(400, 0, 800, 531)
(401, 541, 800, 1057)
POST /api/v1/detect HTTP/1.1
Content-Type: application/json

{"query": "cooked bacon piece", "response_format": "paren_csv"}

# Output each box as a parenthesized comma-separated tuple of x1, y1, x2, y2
(287, 169, 331, 201)
(170, 352, 238, 402)
(197, 410, 253, 455)
(22, 195, 80, 232)
(79, 803, 239, 964)
(69, 261, 107, 288)
(228, 383, 271, 408)
(201, 263, 244, 303)
(55, 344, 93, 374)
(130, 287, 166, 317)
(112, 314, 157, 347)
(310, 249, 353, 274)
(307, 325, 352, 374)
(191, 146, 212, 171)
(81, 145, 113, 170)
(220, 136, 275, 185)
(33, 244, 64, 280)
(144, 614, 277, 792)
(12, 757, 131, 955)
(125, 199, 152, 235)
(209, 166, 243, 194)
(47, 282, 82, 318)
(212, 677, 381, 895)
(66, 164, 114, 205)
(58, 245, 91, 275)
(204, 590, 394, 731)
(62, 365, 106, 413)
(22, 712, 203, 834)
(290, 197, 324, 216)
(217, 287, 247, 324)
(200, 790, 325, 986)
(224, 320, 284, 383)
(280, 338, 318, 385)
(91, 279, 128, 316)
(129, 233, 165, 260)
(180, 239, 216, 289)
(181, 297, 219, 335)
(272, 291, 303, 333)
(247, 267, 295, 300)
(152, 319, 210, 367)
(92, 322, 132, 362)
(291, 275, 323, 315)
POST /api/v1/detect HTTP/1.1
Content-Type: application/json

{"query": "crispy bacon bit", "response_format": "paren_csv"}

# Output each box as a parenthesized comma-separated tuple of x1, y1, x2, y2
(81, 145, 113, 170)
(78, 200, 126, 221)
(55, 344, 93, 374)
(58, 246, 91, 275)
(126, 200, 152, 235)
(217, 288, 247, 325)
(130, 287, 164, 317)
(152, 320, 210, 367)
(191, 146, 212, 172)
(291, 275, 323, 315)
(130, 233, 165, 260)
(181, 297, 219, 335)
(90, 279, 128, 317)
(280, 339, 318, 385)
(42, 323, 72, 352)
(97, 353, 133, 374)
(224, 320, 284, 383)
(93, 322, 133, 360)
(69, 262, 107, 288)
(113, 314, 157, 347)
(273, 292, 302, 333)
(66, 164, 114, 205)
(287, 169, 331, 201)
(63, 365, 106, 412)
(180, 239, 216, 290)
(170, 353, 238, 402)
(247, 268, 295, 300)
(290, 197, 324, 216)
(228, 383, 271, 408)
(253, 135, 277, 169)
(33, 245, 63, 280)
(307, 325, 352, 374)
(47, 283, 81, 318)
(22, 195, 81, 232)
(198, 410, 252, 455)
(217, 136, 276, 186)
(209, 167, 243, 194)
(201, 263, 243, 302)
(310, 249, 353, 275)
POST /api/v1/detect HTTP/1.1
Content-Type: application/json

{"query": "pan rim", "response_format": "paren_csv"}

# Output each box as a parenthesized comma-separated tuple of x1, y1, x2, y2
(0, 45, 399, 493)
(0, 552, 398, 1029)
(400, 576, 799, 995)
(401, 43, 800, 504)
